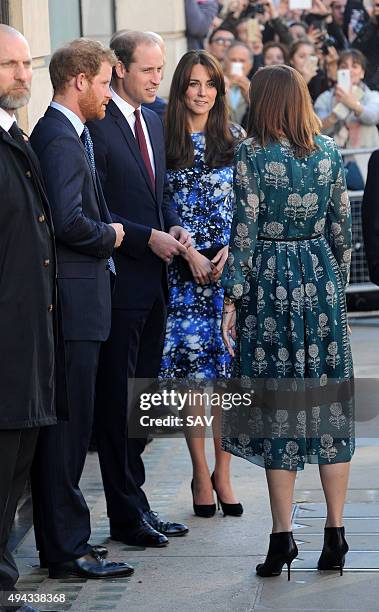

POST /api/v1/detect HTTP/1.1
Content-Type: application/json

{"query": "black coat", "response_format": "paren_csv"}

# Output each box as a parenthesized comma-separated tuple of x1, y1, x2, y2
(30, 107, 116, 341)
(362, 149, 379, 285)
(87, 101, 181, 310)
(0, 126, 56, 429)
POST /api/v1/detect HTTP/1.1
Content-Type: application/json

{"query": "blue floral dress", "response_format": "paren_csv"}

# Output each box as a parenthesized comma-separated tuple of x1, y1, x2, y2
(221, 135, 354, 470)
(160, 130, 242, 379)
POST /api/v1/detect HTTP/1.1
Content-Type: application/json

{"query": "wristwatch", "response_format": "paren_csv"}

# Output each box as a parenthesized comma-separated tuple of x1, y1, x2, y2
(224, 296, 235, 305)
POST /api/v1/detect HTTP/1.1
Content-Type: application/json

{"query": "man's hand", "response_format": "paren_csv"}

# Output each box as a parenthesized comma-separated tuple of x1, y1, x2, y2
(109, 222, 125, 248)
(228, 74, 251, 100)
(148, 229, 187, 263)
(169, 225, 192, 248)
(211, 246, 229, 282)
(185, 246, 215, 285)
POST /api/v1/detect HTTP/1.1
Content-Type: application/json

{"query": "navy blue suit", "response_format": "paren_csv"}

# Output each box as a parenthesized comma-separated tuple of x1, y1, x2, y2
(88, 100, 181, 526)
(30, 106, 116, 562)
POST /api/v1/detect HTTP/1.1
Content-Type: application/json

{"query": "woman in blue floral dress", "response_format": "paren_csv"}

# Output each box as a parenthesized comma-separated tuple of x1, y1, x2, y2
(222, 66, 354, 579)
(160, 51, 244, 517)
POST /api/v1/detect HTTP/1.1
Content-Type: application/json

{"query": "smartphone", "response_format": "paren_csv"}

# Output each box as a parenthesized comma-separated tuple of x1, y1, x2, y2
(337, 69, 351, 93)
(289, 0, 312, 9)
(230, 62, 244, 77)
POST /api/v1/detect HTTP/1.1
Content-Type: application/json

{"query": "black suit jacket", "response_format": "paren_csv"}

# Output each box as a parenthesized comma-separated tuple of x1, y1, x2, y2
(0, 125, 56, 428)
(87, 100, 181, 310)
(362, 149, 379, 286)
(30, 106, 116, 341)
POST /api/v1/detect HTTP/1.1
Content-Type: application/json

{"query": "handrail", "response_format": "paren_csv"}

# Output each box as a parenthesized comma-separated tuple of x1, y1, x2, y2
(339, 147, 378, 156)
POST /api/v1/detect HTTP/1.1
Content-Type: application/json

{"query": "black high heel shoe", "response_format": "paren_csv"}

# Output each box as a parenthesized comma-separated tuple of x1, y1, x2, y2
(317, 526, 349, 576)
(256, 532, 298, 581)
(210, 473, 243, 517)
(190, 479, 216, 518)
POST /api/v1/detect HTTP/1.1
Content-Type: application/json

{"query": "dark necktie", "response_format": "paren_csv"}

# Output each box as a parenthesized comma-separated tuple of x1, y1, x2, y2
(9, 122, 29, 149)
(81, 125, 116, 275)
(134, 109, 155, 191)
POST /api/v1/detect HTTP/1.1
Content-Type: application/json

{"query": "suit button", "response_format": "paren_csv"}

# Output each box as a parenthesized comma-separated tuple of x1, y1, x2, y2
(38, 214, 45, 223)
(26, 170, 32, 178)
(43, 259, 50, 267)
(48, 304, 53, 312)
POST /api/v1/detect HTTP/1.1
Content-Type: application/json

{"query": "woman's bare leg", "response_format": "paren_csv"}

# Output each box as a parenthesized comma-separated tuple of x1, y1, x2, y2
(319, 462, 350, 527)
(265, 469, 297, 532)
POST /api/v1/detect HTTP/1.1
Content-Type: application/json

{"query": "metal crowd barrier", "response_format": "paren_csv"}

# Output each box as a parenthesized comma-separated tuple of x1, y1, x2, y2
(339, 147, 379, 311)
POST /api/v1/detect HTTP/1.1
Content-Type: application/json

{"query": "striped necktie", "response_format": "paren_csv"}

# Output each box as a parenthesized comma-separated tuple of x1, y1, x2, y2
(81, 126, 116, 275)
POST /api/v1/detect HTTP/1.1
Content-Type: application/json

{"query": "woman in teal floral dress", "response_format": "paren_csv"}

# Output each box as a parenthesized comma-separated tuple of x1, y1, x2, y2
(221, 66, 353, 579)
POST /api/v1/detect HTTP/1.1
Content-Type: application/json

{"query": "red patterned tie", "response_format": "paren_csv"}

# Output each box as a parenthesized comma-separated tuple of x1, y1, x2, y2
(134, 109, 155, 191)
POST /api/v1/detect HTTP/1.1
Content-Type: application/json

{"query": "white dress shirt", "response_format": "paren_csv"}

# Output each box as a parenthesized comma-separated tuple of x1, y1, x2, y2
(0, 107, 16, 132)
(110, 86, 155, 177)
(50, 100, 84, 137)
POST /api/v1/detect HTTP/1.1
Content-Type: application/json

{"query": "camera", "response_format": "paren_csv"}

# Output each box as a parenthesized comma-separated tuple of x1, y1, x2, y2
(242, 0, 266, 19)
(319, 34, 336, 55)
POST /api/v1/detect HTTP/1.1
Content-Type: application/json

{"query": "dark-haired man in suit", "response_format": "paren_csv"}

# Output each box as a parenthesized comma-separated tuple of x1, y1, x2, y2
(30, 38, 133, 580)
(88, 31, 190, 547)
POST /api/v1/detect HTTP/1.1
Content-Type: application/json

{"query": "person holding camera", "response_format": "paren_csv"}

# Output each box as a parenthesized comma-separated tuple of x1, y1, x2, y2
(314, 48, 379, 182)
(224, 42, 254, 125)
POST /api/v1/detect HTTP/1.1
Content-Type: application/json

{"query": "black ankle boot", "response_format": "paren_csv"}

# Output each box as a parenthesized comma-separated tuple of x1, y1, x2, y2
(318, 526, 349, 576)
(256, 532, 298, 581)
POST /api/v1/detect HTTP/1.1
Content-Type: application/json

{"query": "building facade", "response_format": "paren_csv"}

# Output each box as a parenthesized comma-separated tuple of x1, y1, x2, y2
(1, 0, 187, 131)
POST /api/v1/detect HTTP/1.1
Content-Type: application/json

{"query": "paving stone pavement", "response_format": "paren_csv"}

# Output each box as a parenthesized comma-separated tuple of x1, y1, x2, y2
(9, 318, 379, 612)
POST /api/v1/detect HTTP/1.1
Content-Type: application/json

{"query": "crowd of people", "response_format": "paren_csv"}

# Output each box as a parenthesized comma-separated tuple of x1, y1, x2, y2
(196, 0, 379, 185)
(0, 3, 379, 610)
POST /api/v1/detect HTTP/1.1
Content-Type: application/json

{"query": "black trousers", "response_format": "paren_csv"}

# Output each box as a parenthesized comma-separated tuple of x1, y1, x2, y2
(95, 289, 166, 525)
(31, 341, 101, 563)
(0, 428, 39, 590)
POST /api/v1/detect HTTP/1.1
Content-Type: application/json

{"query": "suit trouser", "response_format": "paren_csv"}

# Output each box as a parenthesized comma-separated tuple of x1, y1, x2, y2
(0, 428, 39, 591)
(94, 289, 166, 525)
(31, 341, 101, 563)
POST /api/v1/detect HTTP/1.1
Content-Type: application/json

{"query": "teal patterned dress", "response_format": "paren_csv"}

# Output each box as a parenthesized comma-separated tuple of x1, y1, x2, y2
(221, 135, 354, 470)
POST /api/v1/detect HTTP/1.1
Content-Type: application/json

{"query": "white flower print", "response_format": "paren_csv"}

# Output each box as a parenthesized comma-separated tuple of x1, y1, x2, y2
(242, 314, 257, 341)
(329, 403, 347, 430)
(311, 254, 324, 280)
(296, 410, 306, 437)
(252, 347, 268, 375)
(295, 349, 305, 375)
(317, 313, 330, 340)
(308, 344, 320, 372)
(246, 193, 259, 221)
(319, 434, 338, 461)
(275, 286, 289, 314)
(264, 161, 289, 188)
(282, 441, 300, 469)
(263, 317, 279, 345)
(264, 221, 284, 238)
(276, 347, 292, 375)
(234, 223, 251, 251)
(326, 341, 341, 369)
(291, 286, 304, 316)
(272, 409, 290, 437)
(326, 281, 337, 307)
(305, 283, 318, 311)
(263, 256, 276, 281)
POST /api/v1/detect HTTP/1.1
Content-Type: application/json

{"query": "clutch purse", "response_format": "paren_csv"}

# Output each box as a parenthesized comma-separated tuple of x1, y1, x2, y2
(175, 245, 224, 282)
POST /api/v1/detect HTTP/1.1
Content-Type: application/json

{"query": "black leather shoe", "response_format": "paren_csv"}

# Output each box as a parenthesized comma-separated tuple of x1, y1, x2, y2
(144, 510, 189, 537)
(48, 550, 134, 579)
(39, 544, 108, 569)
(110, 518, 169, 547)
(318, 526, 349, 576)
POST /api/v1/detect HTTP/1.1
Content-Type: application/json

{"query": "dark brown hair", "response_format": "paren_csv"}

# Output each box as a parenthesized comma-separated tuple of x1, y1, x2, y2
(289, 39, 315, 64)
(263, 41, 289, 65)
(247, 65, 321, 157)
(49, 38, 116, 95)
(338, 49, 367, 71)
(165, 50, 235, 170)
